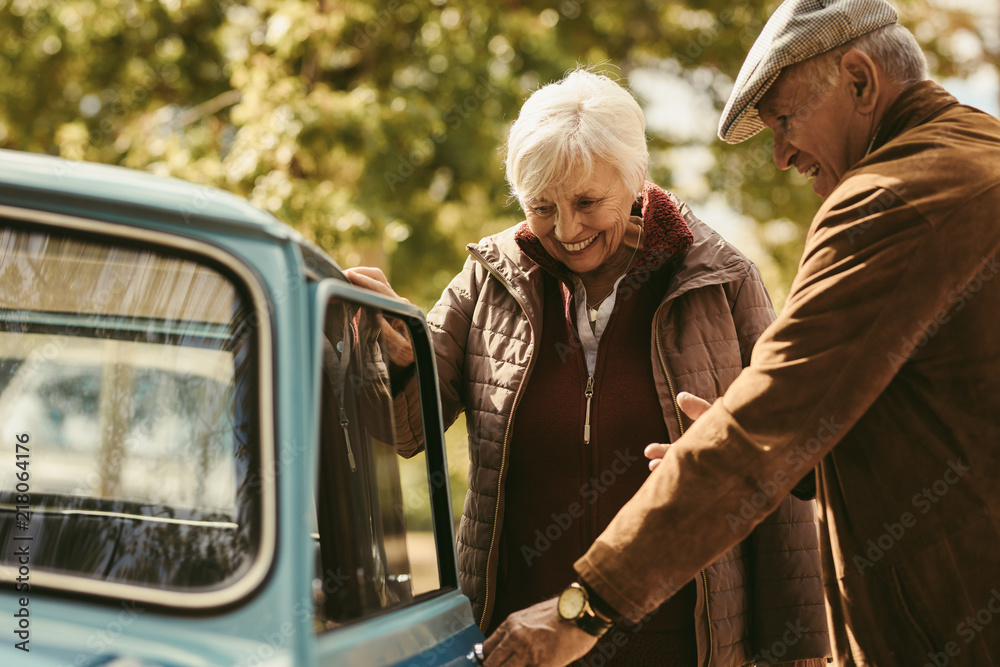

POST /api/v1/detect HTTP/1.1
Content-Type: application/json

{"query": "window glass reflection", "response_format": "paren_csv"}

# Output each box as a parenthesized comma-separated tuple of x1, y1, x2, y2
(314, 298, 438, 629)
(0, 225, 260, 592)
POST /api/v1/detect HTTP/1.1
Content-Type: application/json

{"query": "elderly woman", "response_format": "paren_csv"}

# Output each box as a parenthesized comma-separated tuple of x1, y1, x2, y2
(347, 70, 828, 666)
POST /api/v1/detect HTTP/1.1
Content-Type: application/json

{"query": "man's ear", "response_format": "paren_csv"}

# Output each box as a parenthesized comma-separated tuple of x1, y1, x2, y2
(840, 49, 880, 113)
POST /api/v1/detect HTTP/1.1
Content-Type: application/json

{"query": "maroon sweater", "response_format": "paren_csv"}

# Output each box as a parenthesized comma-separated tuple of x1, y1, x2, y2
(489, 185, 700, 663)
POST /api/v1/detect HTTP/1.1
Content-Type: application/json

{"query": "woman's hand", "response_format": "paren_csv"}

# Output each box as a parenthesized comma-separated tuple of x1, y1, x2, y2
(343, 267, 415, 367)
(343, 266, 408, 301)
(644, 392, 712, 471)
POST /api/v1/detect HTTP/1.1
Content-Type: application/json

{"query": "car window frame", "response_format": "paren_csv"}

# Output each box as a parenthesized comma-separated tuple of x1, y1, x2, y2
(0, 204, 278, 611)
(309, 279, 460, 622)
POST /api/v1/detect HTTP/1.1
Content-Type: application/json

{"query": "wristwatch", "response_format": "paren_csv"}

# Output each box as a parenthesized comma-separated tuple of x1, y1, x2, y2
(557, 582, 615, 637)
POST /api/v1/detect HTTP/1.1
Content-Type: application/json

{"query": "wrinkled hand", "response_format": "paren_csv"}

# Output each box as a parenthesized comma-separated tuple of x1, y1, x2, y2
(343, 267, 415, 367)
(644, 391, 712, 471)
(482, 598, 597, 667)
(343, 267, 407, 301)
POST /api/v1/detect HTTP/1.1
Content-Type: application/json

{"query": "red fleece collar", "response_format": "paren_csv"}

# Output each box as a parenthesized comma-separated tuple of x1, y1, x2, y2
(514, 181, 694, 280)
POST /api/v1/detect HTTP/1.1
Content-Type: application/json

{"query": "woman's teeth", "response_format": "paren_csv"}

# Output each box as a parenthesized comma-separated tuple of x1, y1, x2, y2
(561, 234, 598, 252)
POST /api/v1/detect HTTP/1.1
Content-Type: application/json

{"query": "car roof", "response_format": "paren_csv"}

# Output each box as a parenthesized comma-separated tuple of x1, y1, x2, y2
(0, 148, 294, 236)
(0, 148, 343, 277)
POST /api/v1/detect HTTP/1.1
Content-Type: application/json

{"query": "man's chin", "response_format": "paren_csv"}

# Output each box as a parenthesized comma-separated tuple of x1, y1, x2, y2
(812, 179, 831, 199)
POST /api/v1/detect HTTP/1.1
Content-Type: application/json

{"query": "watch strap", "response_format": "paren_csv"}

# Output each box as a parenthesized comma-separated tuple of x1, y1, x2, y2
(578, 579, 623, 625)
(573, 608, 614, 637)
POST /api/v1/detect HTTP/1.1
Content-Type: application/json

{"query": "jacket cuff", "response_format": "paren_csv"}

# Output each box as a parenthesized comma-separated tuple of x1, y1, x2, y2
(389, 361, 417, 396)
(575, 547, 676, 624)
(577, 578, 623, 624)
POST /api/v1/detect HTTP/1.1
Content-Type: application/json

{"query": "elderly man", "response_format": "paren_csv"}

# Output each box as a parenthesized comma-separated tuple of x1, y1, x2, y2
(480, 0, 1000, 665)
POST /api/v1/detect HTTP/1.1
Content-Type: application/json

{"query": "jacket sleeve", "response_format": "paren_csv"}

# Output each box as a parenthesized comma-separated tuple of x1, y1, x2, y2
(391, 254, 485, 457)
(426, 254, 486, 427)
(574, 184, 974, 621)
(392, 377, 426, 458)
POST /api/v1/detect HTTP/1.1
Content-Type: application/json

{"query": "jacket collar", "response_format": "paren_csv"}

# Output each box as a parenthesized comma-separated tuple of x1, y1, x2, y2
(867, 80, 960, 156)
(664, 214, 749, 303)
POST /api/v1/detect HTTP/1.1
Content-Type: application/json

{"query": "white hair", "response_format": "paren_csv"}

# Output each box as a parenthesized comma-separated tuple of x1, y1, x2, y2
(504, 69, 648, 204)
(798, 24, 928, 92)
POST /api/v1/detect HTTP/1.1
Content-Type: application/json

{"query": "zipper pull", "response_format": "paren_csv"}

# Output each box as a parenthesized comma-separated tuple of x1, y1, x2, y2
(584, 376, 594, 444)
(340, 407, 357, 471)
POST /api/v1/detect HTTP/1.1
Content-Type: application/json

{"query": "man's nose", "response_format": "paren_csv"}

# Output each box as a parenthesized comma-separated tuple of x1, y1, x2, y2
(772, 132, 795, 171)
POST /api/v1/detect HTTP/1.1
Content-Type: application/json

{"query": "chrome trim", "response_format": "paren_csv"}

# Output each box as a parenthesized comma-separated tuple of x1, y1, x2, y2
(0, 204, 278, 610)
(0, 505, 239, 529)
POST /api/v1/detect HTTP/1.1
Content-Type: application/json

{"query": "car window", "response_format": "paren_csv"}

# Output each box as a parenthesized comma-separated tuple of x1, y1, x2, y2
(0, 224, 262, 596)
(313, 295, 441, 630)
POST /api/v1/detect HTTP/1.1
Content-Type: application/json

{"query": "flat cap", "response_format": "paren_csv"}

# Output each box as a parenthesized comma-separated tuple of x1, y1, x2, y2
(718, 0, 898, 144)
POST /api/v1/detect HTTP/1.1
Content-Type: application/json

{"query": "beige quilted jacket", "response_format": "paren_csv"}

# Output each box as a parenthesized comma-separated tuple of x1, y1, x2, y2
(422, 191, 830, 665)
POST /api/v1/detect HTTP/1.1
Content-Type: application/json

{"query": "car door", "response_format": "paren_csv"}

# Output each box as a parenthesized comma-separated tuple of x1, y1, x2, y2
(308, 279, 482, 666)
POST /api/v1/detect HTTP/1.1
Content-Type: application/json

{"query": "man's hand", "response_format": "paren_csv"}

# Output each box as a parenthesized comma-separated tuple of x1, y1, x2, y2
(343, 267, 415, 367)
(482, 598, 598, 666)
(644, 391, 712, 471)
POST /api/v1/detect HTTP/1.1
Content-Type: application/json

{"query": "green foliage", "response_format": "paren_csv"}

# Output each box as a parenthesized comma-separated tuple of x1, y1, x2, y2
(1, 0, 993, 311)
(3, 0, 993, 526)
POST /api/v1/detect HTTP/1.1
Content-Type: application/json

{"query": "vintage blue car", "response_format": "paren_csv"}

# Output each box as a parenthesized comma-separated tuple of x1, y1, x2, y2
(0, 148, 484, 666)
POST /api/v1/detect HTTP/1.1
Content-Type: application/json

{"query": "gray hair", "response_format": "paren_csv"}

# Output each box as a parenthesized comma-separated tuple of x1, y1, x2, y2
(504, 69, 648, 205)
(797, 23, 928, 92)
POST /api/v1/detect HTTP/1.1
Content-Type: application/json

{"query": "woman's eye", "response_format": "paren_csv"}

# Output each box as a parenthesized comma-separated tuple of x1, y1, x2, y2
(531, 205, 553, 215)
(578, 199, 597, 209)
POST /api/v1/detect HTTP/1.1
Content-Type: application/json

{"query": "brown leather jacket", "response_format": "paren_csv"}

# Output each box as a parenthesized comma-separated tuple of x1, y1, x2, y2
(576, 83, 1000, 665)
(424, 188, 830, 665)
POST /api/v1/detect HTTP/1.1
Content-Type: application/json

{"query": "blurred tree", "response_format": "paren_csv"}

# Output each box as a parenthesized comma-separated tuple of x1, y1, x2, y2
(0, 0, 994, 309)
(2, 0, 994, 527)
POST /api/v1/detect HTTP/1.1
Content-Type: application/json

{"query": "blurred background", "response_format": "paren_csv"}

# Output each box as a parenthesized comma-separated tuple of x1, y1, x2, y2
(3, 0, 998, 523)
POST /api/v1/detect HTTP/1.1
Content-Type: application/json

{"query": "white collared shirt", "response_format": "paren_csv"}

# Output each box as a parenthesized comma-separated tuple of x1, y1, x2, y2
(570, 273, 628, 376)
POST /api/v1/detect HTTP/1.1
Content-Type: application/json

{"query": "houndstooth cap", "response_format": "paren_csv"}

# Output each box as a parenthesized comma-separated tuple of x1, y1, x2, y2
(718, 0, 898, 144)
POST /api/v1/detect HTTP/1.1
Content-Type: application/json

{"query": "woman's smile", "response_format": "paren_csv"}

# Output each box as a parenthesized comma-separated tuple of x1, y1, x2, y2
(560, 234, 599, 253)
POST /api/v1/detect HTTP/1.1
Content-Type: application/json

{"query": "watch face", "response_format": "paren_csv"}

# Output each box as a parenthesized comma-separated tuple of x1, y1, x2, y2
(558, 585, 587, 620)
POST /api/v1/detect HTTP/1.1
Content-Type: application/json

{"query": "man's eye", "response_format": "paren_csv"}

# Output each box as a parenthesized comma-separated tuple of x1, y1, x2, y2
(778, 114, 794, 130)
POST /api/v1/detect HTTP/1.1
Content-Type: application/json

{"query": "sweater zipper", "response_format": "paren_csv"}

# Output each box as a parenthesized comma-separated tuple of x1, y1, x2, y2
(468, 248, 536, 632)
(583, 373, 595, 549)
(654, 306, 713, 667)
(584, 376, 594, 444)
